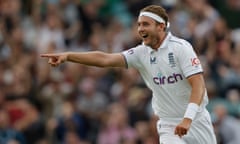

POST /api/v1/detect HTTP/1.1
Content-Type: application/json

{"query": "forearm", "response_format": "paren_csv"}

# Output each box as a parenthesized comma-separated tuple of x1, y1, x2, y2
(175, 81, 205, 137)
(183, 74, 205, 120)
(65, 51, 108, 67)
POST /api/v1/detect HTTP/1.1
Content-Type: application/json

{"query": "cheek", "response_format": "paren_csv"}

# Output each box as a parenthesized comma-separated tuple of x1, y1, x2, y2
(149, 30, 158, 38)
(149, 26, 158, 33)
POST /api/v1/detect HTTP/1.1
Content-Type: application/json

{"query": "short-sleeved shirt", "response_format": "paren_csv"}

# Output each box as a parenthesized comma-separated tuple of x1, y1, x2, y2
(122, 32, 208, 118)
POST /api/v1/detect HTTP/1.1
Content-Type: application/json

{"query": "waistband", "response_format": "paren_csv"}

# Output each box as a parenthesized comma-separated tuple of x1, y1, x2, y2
(158, 108, 208, 125)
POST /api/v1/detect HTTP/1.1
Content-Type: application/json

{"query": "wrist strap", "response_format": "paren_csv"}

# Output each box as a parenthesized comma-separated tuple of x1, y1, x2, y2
(184, 103, 199, 120)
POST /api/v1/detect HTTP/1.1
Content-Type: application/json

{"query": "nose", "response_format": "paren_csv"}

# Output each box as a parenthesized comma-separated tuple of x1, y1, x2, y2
(138, 24, 144, 32)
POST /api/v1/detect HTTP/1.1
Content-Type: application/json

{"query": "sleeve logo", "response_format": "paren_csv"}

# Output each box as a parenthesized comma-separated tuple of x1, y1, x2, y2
(127, 49, 134, 55)
(191, 58, 200, 66)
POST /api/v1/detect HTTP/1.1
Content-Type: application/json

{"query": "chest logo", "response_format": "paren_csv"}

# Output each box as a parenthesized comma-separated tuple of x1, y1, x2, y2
(150, 56, 157, 64)
(168, 52, 176, 67)
(153, 73, 183, 85)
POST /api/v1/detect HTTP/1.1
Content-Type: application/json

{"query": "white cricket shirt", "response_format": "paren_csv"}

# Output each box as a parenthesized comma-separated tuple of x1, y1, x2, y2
(122, 32, 208, 118)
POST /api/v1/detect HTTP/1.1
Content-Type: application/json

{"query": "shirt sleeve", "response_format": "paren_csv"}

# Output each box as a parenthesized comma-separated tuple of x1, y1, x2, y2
(177, 40, 203, 78)
(122, 46, 143, 69)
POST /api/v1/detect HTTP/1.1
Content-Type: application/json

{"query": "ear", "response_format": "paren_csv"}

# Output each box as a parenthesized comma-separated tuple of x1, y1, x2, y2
(157, 23, 165, 31)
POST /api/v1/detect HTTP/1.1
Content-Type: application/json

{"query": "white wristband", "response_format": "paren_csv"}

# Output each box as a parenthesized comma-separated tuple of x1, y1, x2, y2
(184, 103, 199, 120)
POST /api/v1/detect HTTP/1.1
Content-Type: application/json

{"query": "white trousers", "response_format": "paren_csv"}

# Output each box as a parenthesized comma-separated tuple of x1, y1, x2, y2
(156, 109, 217, 144)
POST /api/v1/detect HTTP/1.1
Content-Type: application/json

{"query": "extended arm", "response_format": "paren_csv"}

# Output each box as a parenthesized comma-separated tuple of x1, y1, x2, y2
(41, 51, 126, 68)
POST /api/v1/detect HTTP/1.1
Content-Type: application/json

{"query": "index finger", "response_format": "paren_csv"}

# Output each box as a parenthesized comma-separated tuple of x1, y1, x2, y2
(40, 54, 58, 58)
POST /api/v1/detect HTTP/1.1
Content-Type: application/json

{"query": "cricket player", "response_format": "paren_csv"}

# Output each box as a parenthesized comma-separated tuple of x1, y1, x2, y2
(41, 5, 217, 144)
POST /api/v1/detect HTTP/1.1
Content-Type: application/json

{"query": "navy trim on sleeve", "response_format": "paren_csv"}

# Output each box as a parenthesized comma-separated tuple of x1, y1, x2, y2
(121, 53, 128, 69)
(186, 72, 203, 79)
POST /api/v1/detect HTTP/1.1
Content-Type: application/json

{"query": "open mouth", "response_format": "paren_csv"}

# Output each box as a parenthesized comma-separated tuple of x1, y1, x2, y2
(141, 34, 148, 39)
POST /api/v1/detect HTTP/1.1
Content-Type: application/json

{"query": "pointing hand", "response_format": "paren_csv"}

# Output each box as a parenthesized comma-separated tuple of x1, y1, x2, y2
(40, 53, 68, 67)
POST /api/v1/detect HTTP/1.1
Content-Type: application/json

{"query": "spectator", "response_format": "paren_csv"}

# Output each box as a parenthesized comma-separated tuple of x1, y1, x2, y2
(212, 103, 240, 144)
(97, 103, 137, 144)
(0, 108, 26, 144)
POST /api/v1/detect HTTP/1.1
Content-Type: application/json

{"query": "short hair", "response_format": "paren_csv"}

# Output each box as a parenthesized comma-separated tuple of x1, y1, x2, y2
(140, 5, 169, 25)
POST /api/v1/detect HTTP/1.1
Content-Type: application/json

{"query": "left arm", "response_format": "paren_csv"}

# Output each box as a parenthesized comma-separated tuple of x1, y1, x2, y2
(174, 40, 206, 137)
(187, 73, 205, 105)
(175, 73, 206, 137)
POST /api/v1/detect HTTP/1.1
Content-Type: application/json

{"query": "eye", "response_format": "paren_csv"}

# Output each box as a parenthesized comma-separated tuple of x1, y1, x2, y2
(142, 22, 149, 26)
(137, 22, 150, 27)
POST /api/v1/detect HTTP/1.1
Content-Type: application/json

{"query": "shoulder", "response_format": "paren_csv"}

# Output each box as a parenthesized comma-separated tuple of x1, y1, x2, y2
(134, 44, 148, 50)
(125, 44, 148, 55)
(169, 35, 191, 47)
(168, 34, 193, 51)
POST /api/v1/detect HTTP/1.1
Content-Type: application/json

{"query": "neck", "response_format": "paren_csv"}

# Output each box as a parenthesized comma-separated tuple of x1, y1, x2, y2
(152, 32, 167, 50)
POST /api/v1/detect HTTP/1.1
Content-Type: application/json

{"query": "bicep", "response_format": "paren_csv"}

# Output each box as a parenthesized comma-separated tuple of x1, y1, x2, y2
(187, 73, 206, 104)
(187, 73, 205, 88)
(104, 53, 126, 68)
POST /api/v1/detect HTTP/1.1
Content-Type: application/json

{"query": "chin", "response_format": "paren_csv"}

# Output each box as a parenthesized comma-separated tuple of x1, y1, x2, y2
(143, 40, 150, 46)
(144, 42, 153, 48)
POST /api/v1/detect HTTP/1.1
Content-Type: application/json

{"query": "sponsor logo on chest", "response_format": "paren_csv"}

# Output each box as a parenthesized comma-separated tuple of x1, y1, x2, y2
(153, 73, 183, 85)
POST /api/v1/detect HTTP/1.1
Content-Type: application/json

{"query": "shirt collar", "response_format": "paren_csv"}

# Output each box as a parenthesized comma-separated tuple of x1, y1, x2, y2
(145, 32, 172, 54)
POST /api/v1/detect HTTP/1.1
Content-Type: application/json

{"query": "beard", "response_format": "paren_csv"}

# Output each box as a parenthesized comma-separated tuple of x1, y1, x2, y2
(143, 35, 160, 49)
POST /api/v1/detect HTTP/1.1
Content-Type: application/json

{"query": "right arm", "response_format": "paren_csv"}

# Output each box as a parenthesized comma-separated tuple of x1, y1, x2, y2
(40, 51, 126, 68)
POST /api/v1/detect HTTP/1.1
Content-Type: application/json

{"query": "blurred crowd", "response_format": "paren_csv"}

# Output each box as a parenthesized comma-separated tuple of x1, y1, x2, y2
(0, 0, 240, 144)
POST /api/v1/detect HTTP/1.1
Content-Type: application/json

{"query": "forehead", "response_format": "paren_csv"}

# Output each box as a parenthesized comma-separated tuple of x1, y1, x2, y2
(138, 15, 156, 23)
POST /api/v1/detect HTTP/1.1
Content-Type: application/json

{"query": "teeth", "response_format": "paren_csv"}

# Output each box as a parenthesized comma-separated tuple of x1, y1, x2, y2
(142, 35, 148, 38)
